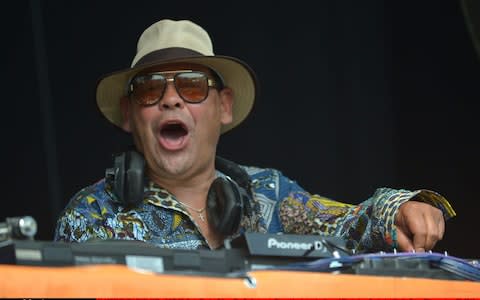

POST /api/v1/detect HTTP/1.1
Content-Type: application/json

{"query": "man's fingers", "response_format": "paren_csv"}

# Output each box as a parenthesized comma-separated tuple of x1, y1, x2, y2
(412, 228, 427, 252)
(402, 209, 428, 252)
(395, 201, 446, 252)
(396, 227, 414, 252)
(398, 216, 443, 252)
(438, 216, 445, 239)
(423, 211, 444, 251)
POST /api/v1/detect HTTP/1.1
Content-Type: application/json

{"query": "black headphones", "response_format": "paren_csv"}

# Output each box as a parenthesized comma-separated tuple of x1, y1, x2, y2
(105, 150, 253, 235)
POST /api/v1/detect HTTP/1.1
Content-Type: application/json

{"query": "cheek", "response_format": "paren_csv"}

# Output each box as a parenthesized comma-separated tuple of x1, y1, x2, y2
(188, 104, 222, 141)
(132, 105, 158, 126)
(190, 103, 222, 129)
(130, 107, 157, 142)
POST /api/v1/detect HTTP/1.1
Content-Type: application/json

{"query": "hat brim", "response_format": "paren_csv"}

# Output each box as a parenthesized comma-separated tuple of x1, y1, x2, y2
(96, 55, 257, 134)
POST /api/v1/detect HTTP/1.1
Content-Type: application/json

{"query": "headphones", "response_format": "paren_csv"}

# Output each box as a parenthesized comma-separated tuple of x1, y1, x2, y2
(105, 150, 253, 235)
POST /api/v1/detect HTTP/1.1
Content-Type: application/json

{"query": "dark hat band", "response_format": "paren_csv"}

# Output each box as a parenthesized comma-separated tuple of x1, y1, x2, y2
(134, 47, 205, 67)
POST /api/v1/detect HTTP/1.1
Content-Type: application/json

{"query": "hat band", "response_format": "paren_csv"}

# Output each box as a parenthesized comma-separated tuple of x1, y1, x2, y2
(134, 47, 204, 67)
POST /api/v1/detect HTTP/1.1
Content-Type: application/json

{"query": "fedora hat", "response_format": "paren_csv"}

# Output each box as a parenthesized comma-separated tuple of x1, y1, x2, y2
(96, 19, 258, 133)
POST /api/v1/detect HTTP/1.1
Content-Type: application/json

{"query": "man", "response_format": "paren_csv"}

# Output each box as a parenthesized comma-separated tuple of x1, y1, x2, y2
(55, 19, 455, 252)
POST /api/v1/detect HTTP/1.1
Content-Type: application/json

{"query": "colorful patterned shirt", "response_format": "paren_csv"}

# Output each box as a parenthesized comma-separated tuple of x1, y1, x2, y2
(54, 165, 456, 252)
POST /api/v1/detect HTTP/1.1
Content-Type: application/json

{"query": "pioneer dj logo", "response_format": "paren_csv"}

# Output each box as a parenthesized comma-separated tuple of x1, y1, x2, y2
(267, 237, 324, 251)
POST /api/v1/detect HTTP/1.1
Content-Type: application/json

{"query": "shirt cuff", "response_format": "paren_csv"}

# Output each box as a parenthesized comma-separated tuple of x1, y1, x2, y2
(408, 189, 456, 219)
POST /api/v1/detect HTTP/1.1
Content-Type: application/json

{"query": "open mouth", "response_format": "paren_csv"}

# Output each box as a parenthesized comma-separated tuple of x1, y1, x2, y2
(161, 122, 188, 139)
(158, 121, 189, 150)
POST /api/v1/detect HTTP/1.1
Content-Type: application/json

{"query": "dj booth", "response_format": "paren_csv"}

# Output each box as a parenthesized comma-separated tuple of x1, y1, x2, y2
(1, 230, 480, 297)
(2, 264, 480, 298)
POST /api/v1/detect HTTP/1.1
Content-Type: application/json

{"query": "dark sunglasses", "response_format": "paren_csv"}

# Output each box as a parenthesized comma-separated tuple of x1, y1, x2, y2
(128, 70, 220, 106)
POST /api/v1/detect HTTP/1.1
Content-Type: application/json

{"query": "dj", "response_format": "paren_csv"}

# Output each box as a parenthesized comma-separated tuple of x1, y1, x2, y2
(54, 19, 456, 253)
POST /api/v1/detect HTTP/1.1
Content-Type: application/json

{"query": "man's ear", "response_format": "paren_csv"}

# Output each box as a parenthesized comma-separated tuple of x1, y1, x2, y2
(219, 88, 234, 125)
(120, 96, 132, 132)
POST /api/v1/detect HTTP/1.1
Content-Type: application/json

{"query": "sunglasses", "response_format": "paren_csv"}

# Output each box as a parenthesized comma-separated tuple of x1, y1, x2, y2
(128, 70, 220, 106)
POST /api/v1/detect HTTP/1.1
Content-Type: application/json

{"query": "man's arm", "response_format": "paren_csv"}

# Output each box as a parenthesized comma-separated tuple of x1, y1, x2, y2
(272, 170, 455, 252)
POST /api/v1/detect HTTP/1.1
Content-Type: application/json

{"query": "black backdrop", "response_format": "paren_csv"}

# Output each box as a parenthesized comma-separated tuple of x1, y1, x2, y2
(1, 1, 479, 258)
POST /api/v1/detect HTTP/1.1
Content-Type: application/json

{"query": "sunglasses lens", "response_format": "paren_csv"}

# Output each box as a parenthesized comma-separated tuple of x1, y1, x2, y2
(176, 72, 209, 102)
(130, 71, 210, 105)
(131, 74, 166, 105)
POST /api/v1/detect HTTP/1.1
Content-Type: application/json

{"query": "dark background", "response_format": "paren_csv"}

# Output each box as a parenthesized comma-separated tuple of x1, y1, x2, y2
(1, 1, 479, 258)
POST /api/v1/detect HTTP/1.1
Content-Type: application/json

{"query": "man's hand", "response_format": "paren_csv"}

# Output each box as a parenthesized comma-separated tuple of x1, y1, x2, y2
(395, 201, 445, 252)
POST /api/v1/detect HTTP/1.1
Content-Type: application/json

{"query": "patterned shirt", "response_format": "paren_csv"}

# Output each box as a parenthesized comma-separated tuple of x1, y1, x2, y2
(54, 165, 456, 252)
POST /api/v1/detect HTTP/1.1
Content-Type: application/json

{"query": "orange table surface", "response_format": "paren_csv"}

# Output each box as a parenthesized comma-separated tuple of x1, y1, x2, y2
(1, 264, 480, 298)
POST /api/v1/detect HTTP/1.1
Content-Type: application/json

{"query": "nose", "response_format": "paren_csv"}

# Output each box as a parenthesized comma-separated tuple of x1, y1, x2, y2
(159, 82, 184, 109)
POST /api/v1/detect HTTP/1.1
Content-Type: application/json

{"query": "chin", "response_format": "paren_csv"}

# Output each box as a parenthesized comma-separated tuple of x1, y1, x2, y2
(155, 151, 196, 177)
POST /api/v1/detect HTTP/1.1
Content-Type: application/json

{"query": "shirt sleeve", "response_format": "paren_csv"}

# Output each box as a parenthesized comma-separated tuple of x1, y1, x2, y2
(54, 197, 115, 242)
(276, 171, 456, 252)
(54, 207, 112, 242)
(53, 180, 117, 242)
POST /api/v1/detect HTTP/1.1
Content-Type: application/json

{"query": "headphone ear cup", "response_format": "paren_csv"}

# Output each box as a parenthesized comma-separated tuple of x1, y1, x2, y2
(107, 150, 145, 207)
(123, 150, 145, 206)
(207, 177, 243, 235)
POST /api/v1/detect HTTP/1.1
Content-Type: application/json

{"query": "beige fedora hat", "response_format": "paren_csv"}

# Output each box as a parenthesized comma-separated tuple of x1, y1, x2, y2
(96, 19, 258, 133)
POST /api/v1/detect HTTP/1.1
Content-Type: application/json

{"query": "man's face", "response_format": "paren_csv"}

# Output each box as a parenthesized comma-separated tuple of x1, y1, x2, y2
(121, 63, 233, 181)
